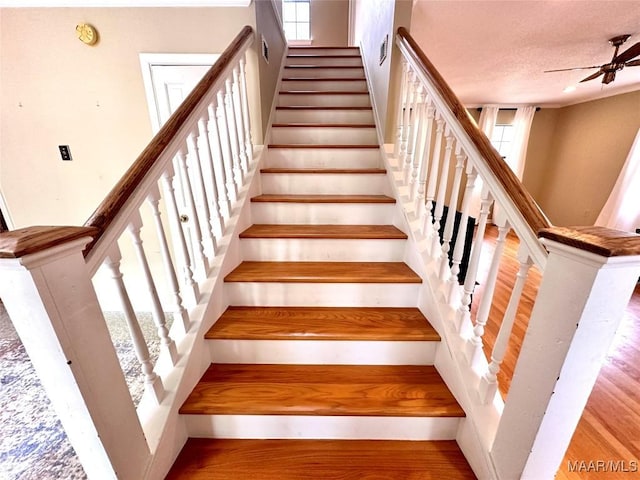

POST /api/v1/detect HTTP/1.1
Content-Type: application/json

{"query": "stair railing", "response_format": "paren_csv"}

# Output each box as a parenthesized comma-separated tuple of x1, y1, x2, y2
(392, 26, 640, 479)
(0, 25, 255, 479)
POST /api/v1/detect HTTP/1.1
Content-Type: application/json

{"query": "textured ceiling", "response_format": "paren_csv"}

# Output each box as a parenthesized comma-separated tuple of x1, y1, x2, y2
(410, 0, 640, 106)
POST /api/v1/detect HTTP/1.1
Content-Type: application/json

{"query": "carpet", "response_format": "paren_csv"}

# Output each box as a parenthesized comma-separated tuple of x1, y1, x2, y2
(0, 301, 171, 479)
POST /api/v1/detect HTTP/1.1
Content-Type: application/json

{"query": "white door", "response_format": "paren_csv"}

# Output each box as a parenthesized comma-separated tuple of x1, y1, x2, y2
(139, 54, 220, 277)
(139, 53, 220, 133)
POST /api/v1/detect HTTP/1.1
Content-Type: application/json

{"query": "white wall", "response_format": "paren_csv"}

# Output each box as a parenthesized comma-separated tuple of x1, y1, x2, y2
(0, 7, 259, 228)
(353, 0, 411, 139)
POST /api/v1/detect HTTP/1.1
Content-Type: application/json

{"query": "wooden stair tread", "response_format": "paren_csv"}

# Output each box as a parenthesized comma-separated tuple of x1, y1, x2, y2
(260, 168, 386, 174)
(179, 364, 463, 417)
(206, 306, 439, 341)
(282, 77, 366, 81)
(276, 106, 372, 110)
(268, 144, 380, 150)
(284, 65, 364, 69)
(271, 123, 375, 128)
(251, 194, 394, 203)
(287, 54, 362, 58)
(224, 261, 421, 283)
(280, 90, 369, 95)
(239, 224, 404, 239)
(166, 439, 476, 479)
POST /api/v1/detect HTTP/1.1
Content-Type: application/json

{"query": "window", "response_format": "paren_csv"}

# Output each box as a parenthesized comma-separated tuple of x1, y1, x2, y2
(490, 124, 514, 159)
(283, 0, 310, 42)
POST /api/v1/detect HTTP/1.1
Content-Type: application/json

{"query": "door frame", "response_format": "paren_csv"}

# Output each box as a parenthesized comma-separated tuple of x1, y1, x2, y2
(139, 53, 221, 133)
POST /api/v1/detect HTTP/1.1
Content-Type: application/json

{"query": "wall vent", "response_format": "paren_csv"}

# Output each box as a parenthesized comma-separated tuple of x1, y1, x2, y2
(261, 35, 269, 64)
(379, 34, 389, 65)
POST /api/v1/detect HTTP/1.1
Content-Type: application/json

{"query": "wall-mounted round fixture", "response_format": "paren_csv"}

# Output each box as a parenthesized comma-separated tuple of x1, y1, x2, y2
(76, 23, 98, 46)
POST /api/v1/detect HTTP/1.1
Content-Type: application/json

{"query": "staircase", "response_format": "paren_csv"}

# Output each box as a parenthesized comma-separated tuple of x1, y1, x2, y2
(166, 47, 476, 478)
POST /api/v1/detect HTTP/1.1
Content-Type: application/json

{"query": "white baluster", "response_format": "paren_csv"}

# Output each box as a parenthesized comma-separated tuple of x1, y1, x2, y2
(414, 102, 435, 219)
(197, 118, 224, 240)
(456, 185, 493, 333)
(225, 76, 244, 184)
(232, 65, 249, 174)
(404, 71, 421, 186)
(217, 90, 241, 195)
(207, 104, 233, 220)
(160, 164, 199, 307)
(467, 222, 510, 365)
(401, 69, 416, 181)
(430, 128, 454, 256)
(448, 164, 478, 306)
(408, 83, 425, 198)
(146, 186, 191, 334)
(127, 212, 178, 366)
(424, 114, 445, 230)
(103, 246, 164, 404)
(394, 59, 409, 160)
(176, 147, 209, 278)
(479, 246, 533, 403)
(438, 146, 466, 279)
(186, 131, 217, 258)
(239, 55, 253, 161)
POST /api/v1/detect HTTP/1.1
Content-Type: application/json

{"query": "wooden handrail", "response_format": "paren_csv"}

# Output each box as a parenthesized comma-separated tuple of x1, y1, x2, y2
(396, 27, 551, 235)
(83, 25, 254, 255)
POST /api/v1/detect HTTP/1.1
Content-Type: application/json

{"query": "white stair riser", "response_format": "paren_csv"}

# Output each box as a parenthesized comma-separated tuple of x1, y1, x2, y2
(274, 109, 374, 124)
(286, 56, 363, 67)
(261, 173, 386, 194)
(224, 282, 421, 307)
(281, 79, 367, 91)
(266, 148, 382, 169)
(250, 202, 395, 224)
(209, 340, 437, 365)
(278, 93, 371, 107)
(184, 415, 460, 440)
(283, 67, 365, 78)
(270, 127, 377, 144)
(289, 48, 360, 56)
(241, 238, 404, 261)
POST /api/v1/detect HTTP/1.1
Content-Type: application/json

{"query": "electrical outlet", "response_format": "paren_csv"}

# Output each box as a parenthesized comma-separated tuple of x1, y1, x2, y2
(59, 145, 72, 161)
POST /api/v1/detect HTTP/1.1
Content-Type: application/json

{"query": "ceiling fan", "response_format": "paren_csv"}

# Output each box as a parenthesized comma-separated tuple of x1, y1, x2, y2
(544, 34, 640, 84)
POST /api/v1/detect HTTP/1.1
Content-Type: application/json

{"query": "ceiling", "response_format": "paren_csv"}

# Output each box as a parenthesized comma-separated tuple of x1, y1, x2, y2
(410, 0, 640, 107)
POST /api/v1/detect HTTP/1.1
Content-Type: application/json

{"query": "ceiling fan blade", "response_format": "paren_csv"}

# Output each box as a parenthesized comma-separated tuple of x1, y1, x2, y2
(602, 71, 617, 84)
(614, 41, 640, 63)
(544, 66, 601, 73)
(626, 59, 640, 67)
(579, 70, 604, 83)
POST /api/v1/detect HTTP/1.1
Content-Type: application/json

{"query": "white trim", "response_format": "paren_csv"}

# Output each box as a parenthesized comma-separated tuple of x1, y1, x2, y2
(139, 53, 220, 134)
(348, 0, 357, 46)
(0, 0, 250, 6)
(0, 189, 14, 230)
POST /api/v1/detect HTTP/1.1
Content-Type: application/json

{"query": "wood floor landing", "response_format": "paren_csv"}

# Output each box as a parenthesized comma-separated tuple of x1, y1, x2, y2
(224, 261, 422, 283)
(239, 224, 406, 239)
(205, 306, 439, 341)
(179, 364, 464, 417)
(166, 439, 477, 479)
(251, 194, 394, 203)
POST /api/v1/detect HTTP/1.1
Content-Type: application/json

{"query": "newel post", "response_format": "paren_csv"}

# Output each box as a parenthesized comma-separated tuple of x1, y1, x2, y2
(0, 227, 151, 480)
(491, 226, 640, 480)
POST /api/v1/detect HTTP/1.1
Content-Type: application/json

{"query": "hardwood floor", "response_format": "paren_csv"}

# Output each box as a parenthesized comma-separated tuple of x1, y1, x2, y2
(475, 226, 640, 479)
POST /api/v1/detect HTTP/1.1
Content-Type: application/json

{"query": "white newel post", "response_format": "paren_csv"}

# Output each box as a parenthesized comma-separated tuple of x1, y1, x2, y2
(0, 227, 150, 480)
(491, 226, 640, 480)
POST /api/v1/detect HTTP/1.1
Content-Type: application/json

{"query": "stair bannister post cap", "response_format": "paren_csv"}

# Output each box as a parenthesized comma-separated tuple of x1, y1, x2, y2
(0, 226, 99, 259)
(538, 226, 640, 258)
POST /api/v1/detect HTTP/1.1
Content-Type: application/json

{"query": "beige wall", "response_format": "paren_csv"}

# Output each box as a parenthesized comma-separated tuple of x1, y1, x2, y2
(255, 0, 287, 137)
(354, 0, 411, 139)
(0, 7, 260, 228)
(524, 91, 640, 226)
(310, 0, 349, 46)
